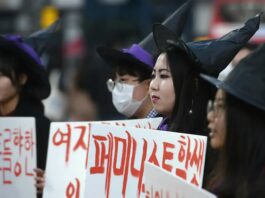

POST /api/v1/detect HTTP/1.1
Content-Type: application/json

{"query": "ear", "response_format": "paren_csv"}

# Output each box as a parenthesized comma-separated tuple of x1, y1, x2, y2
(19, 73, 28, 85)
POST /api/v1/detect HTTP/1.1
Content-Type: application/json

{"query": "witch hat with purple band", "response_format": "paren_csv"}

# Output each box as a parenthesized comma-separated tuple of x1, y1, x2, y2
(201, 42, 265, 112)
(97, 0, 193, 70)
(0, 20, 61, 99)
(153, 13, 261, 76)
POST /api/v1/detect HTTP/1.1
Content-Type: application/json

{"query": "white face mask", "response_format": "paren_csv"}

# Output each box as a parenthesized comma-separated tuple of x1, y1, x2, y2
(111, 82, 145, 117)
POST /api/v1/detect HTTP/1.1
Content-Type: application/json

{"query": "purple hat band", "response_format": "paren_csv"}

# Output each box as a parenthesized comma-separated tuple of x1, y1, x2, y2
(122, 44, 154, 68)
(4, 35, 42, 65)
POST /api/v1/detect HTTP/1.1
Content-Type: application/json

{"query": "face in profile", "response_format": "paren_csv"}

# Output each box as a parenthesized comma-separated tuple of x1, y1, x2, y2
(114, 73, 149, 101)
(207, 89, 226, 149)
(149, 53, 175, 117)
(107, 72, 151, 118)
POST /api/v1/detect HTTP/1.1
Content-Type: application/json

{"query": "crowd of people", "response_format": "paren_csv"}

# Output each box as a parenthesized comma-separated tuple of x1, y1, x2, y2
(0, 1, 265, 198)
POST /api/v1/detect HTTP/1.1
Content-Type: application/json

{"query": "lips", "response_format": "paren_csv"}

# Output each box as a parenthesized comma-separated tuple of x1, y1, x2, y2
(209, 129, 217, 138)
(209, 131, 215, 138)
(151, 95, 160, 103)
(208, 123, 216, 138)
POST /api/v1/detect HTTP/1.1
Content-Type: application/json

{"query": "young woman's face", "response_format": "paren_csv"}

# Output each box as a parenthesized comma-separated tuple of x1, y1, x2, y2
(115, 73, 149, 101)
(207, 89, 226, 149)
(149, 53, 175, 117)
(0, 73, 19, 104)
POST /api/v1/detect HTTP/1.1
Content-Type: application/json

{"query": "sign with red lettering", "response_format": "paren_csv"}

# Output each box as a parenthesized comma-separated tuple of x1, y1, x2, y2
(0, 117, 36, 198)
(143, 162, 216, 198)
(84, 124, 207, 198)
(98, 117, 162, 129)
(43, 118, 162, 198)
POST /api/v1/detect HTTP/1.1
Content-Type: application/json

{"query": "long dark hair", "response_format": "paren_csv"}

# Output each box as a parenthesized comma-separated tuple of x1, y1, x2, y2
(160, 46, 213, 134)
(0, 50, 25, 88)
(0, 49, 44, 110)
(207, 92, 265, 197)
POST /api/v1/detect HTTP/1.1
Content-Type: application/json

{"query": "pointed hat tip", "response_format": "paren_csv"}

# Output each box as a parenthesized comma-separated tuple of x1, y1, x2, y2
(47, 19, 62, 31)
(139, 1, 192, 53)
(257, 12, 263, 17)
(244, 12, 262, 31)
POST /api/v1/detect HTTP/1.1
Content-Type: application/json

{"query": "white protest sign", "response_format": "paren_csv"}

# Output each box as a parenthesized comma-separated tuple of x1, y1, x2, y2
(98, 117, 162, 129)
(43, 117, 162, 198)
(142, 162, 216, 198)
(84, 124, 207, 198)
(0, 117, 36, 198)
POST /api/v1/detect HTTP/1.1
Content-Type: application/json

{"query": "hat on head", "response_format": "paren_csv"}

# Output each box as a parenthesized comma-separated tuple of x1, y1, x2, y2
(201, 42, 265, 112)
(97, 0, 193, 70)
(25, 19, 61, 55)
(0, 20, 61, 99)
(97, 44, 154, 70)
(153, 13, 261, 76)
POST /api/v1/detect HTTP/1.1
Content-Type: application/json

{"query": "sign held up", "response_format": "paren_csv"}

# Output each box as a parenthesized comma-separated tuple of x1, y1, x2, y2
(0, 117, 36, 198)
(143, 162, 216, 198)
(85, 124, 207, 198)
(43, 118, 207, 198)
(43, 118, 162, 198)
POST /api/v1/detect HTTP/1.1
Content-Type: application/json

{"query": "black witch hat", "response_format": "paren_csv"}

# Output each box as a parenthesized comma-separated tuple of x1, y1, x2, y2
(153, 13, 261, 76)
(139, 0, 193, 54)
(0, 20, 61, 99)
(201, 42, 265, 112)
(25, 19, 61, 55)
(97, 0, 193, 70)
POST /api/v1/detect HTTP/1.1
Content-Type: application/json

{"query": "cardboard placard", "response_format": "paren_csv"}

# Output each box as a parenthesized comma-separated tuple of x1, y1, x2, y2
(84, 124, 207, 198)
(43, 118, 162, 198)
(0, 117, 36, 198)
(143, 162, 216, 198)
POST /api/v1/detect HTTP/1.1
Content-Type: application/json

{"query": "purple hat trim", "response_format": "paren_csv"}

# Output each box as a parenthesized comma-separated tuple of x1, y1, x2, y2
(122, 44, 154, 68)
(4, 35, 42, 66)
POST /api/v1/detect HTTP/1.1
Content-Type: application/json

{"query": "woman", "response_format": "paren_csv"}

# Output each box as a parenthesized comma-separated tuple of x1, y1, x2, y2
(150, 46, 211, 134)
(0, 35, 51, 166)
(203, 42, 265, 197)
(150, 15, 260, 188)
(0, 35, 51, 196)
(1, 21, 61, 196)
(150, 13, 261, 134)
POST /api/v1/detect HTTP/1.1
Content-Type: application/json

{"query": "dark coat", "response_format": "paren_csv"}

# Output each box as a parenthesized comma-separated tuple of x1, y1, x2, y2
(9, 95, 50, 170)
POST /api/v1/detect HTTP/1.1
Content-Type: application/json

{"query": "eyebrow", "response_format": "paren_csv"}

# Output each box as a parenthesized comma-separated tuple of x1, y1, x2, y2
(153, 68, 170, 73)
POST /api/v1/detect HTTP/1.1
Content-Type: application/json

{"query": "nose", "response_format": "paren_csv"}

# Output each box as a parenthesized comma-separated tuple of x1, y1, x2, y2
(150, 76, 159, 92)
(207, 111, 214, 122)
(207, 111, 215, 131)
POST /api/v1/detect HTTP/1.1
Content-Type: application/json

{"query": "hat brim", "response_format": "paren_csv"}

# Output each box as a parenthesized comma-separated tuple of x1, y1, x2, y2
(153, 24, 200, 68)
(200, 73, 265, 112)
(97, 46, 152, 71)
(0, 36, 50, 99)
(200, 74, 222, 88)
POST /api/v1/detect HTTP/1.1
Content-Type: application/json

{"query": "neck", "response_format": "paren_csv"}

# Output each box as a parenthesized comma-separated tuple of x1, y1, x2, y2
(0, 95, 20, 116)
(134, 96, 153, 118)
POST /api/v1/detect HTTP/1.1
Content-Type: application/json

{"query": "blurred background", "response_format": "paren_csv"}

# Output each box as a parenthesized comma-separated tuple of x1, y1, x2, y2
(1, 0, 264, 121)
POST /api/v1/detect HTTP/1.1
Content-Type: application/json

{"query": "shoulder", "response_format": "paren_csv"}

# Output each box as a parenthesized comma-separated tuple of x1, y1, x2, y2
(14, 99, 50, 126)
